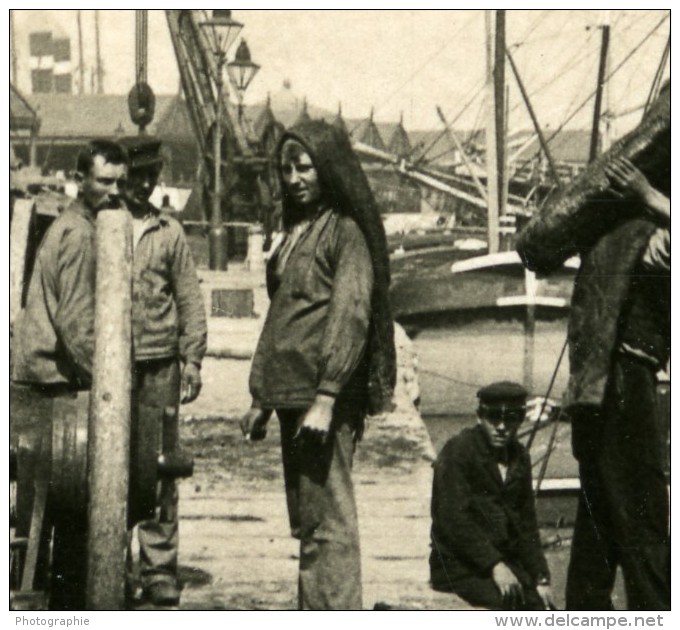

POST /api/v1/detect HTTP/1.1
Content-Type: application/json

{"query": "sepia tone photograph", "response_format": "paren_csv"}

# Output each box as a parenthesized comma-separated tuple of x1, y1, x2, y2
(8, 8, 670, 613)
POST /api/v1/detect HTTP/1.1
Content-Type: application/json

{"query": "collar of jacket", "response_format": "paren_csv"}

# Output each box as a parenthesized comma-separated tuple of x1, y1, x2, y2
(472, 424, 523, 485)
(70, 197, 97, 223)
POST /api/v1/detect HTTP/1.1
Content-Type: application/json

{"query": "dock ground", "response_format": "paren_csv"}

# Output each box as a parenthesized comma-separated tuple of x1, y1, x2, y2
(134, 264, 472, 610)
(131, 264, 619, 610)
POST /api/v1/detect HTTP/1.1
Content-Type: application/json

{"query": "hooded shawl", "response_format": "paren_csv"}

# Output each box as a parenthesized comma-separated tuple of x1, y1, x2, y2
(275, 120, 396, 414)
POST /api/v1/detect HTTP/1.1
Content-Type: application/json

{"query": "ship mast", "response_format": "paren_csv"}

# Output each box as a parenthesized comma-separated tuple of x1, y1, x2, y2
(589, 11, 610, 162)
(95, 10, 104, 94)
(77, 11, 85, 94)
(485, 9, 507, 254)
(10, 11, 18, 84)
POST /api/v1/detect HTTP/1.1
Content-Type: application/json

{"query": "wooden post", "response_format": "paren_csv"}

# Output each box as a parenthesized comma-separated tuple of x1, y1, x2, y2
(523, 268, 536, 393)
(10, 200, 34, 326)
(86, 210, 133, 610)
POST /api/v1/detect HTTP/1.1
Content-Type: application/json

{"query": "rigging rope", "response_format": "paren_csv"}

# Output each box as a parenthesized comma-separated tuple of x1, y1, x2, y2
(349, 11, 479, 137)
(135, 9, 148, 85)
(515, 11, 669, 177)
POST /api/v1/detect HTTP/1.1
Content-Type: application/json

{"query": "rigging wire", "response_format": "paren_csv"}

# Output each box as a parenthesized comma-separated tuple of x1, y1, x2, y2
(348, 10, 478, 136)
(423, 11, 599, 167)
(417, 10, 549, 166)
(412, 81, 485, 167)
(514, 11, 669, 178)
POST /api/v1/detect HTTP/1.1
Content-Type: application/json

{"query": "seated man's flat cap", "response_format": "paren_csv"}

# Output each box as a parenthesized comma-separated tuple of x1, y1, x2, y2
(477, 381, 528, 407)
(119, 136, 163, 170)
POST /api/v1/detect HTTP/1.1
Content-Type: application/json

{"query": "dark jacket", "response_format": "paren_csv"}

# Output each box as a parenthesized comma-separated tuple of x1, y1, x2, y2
(250, 120, 396, 414)
(517, 85, 670, 407)
(249, 208, 373, 408)
(430, 425, 549, 590)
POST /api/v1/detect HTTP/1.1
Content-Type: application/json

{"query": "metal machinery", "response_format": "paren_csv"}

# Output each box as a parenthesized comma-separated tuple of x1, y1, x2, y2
(166, 10, 270, 266)
(10, 9, 272, 610)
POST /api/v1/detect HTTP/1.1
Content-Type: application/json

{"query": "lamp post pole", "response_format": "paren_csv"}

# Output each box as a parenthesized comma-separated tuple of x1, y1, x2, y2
(210, 51, 228, 271)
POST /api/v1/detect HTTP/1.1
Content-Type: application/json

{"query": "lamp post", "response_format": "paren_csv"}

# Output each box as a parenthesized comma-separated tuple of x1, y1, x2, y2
(200, 10, 243, 271)
(227, 39, 260, 120)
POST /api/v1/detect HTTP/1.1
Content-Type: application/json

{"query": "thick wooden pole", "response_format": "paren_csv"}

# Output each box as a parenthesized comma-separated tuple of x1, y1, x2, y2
(86, 210, 133, 610)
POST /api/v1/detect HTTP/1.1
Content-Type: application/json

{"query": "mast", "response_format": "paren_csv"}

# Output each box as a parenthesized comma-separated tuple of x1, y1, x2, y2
(484, 9, 506, 254)
(95, 10, 104, 94)
(77, 10, 85, 94)
(589, 12, 610, 162)
(506, 46, 561, 189)
(10, 11, 18, 85)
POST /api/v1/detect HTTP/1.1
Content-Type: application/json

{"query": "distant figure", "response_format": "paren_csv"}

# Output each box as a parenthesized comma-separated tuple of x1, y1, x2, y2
(240, 121, 396, 609)
(517, 83, 670, 611)
(160, 193, 176, 213)
(430, 382, 554, 611)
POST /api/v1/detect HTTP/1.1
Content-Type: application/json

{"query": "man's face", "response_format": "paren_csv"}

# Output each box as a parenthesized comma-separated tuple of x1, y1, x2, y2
(280, 141, 321, 206)
(80, 155, 127, 211)
(479, 406, 524, 450)
(124, 164, 161, 209)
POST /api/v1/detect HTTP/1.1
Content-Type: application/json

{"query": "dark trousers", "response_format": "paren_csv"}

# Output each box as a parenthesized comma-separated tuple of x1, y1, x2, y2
(566, 355, 670, 610)
(277, 400, 363, 610)
(133, 359, 181, 589)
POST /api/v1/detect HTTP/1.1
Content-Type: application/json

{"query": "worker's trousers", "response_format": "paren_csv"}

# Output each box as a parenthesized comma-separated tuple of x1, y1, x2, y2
(134, 359, 180, 589)
(566, 354, 670, 611)
(277, 401, 363, 610)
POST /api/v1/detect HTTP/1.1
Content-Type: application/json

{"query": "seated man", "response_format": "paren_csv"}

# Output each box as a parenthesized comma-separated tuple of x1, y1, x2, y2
(429, 382, 553, 610)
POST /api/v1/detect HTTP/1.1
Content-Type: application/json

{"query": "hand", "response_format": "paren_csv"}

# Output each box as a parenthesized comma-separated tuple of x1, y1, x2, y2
(180, 362, 202, 404)
(492, 562, 524, 610)
(295, 393, 335, 442)
(536, 584, 554, 611)
(605, 157, 651, 200)
(605, 158, 669, 223)
(240, 406, 272, 441)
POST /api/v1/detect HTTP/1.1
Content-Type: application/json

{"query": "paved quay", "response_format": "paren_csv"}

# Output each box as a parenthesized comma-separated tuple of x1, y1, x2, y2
(163, 264, 474, 610)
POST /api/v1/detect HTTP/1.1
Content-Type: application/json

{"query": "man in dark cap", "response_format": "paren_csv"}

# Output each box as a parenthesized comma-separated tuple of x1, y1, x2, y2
(120, 136, 207, 607)
(429, 382, 553, 610)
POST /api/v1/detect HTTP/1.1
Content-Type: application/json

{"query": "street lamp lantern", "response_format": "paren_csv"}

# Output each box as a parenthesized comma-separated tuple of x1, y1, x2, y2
(199, 9, 245, 271)
(199, 10, 243, 64)
(227, 39, 260, 94)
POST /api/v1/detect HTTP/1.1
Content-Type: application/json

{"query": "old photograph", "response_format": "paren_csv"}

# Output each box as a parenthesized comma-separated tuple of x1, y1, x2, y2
(8, 8, 670, 613)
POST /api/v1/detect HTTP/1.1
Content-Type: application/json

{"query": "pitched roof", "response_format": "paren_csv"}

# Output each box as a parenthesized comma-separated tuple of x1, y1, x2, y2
(10, 84, 38, 131)
(388, 116, 412, 156)
(357, 109, 386, 151)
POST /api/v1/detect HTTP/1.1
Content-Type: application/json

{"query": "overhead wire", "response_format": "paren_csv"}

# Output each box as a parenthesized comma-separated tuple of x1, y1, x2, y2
(515, 10, 669, 178)
(348, 10, 479, 136)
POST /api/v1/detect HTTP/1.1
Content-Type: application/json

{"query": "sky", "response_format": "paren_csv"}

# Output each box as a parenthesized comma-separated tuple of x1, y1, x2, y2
(9, 9, 670, 136)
